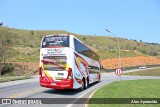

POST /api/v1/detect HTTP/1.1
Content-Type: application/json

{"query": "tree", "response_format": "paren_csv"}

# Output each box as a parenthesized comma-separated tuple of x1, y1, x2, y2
(82, 37, 86, 41)
(31, 30, 34, 35)
(0, 22, 3, 26)
(0, 28, 12, 76)
(134, 40, 137, 42)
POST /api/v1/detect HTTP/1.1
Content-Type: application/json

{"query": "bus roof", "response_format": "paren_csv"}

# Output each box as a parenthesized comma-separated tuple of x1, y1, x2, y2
(45, 34, 70, 37)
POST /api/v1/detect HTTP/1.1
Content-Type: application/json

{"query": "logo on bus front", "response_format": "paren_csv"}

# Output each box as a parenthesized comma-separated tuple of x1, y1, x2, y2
(46, 48, 64, 54)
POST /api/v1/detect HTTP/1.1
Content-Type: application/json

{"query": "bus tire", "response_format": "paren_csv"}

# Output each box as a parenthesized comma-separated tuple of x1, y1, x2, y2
(84, 78, 88, 89)
(98, 75, 101, 82)
(79, 79, 85, 91)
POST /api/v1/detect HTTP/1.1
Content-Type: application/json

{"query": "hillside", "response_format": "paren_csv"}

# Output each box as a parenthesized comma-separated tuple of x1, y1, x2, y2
(102, 56, 160, 69)
(0, 26, 160, 70)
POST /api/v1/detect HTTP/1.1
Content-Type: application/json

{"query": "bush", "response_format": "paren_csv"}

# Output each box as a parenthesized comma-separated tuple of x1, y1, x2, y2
(30, 30, 34, 35)
(1, 63, 14, 75)
(140, 48, 147, 54)
(82, 37, 86, 41)
(29, 44, 34, 48)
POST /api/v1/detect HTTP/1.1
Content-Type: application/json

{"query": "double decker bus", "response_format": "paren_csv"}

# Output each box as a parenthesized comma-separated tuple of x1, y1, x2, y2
(39, 34, 101, 90)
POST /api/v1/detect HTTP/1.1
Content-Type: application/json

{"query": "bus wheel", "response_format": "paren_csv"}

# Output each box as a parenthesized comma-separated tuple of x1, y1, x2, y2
(98, 75, 101, 82)
(79, 79, 85, 91)
(84, 78, 88, 89)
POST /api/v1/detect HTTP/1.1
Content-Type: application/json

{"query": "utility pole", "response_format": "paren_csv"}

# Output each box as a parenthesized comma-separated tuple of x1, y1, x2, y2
(105, 29, 121, 68)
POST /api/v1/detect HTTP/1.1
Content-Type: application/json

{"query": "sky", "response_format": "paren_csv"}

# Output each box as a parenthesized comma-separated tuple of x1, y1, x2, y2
(0, 0, 160, 43)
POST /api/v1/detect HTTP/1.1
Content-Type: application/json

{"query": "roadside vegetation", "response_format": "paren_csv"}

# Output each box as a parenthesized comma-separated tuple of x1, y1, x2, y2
(89, 79, 160, 107)
(0, 26, 160, 76)
(1, 63, 14, 76)
(0, 26, 160, 62)
(0, 63, 33, 82)
(0, 76, 31, 83)
(124, 68, 160, 76)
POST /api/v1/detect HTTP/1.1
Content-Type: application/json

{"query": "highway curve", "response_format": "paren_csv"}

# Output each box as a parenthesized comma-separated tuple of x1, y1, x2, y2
(0, 68, 160, 107)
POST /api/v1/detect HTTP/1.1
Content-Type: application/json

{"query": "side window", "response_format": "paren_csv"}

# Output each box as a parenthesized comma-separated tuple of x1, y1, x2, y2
(82, 46, 89, 57)
(74, 38, 99, 61)
(74, 38, 82, 54)
(74, 38, 88, 55)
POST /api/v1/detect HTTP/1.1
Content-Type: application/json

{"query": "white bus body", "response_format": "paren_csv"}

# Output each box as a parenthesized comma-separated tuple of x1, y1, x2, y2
(39, 34, 101, 90)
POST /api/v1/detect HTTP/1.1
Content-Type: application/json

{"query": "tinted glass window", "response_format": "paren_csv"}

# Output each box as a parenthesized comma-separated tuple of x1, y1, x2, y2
(42, 36, 69, 48)
(74, 38, 82, 53)
(43, 56, 67, 71)
(74, 38, 99, 61)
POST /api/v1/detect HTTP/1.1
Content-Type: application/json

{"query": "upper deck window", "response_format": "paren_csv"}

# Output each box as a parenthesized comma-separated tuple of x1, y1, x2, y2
(74, 38, 99, 61)
(42, 36, 69, 48)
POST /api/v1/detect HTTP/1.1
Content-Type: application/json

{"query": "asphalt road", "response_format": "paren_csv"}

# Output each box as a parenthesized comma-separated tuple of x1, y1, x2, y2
(0, 68, 160, 107)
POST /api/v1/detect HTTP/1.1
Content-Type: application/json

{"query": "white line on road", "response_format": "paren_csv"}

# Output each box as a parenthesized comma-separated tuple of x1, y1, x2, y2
(66, 83, 105, 107)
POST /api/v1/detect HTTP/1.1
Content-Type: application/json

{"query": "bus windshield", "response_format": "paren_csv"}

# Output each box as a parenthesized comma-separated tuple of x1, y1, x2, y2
(42, 36, 69, 48)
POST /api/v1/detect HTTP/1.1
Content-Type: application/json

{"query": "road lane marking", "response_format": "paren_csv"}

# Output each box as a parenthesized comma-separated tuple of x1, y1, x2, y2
(7, 88, 44, 98)
(66, 83, 105, 107)
(85, 82, 113, 107)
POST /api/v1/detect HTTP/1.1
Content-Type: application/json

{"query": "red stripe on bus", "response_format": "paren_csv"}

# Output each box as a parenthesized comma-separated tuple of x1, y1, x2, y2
(75, 77, 82, 84)
(75, 60, 85, 77)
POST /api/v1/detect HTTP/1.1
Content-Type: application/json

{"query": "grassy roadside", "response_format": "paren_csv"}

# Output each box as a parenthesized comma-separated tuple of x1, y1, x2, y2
(0, 76, 31, 83)
(0, 70, 31, 83)
(124, 68, 160, 76)
(88, 79, 160, 107)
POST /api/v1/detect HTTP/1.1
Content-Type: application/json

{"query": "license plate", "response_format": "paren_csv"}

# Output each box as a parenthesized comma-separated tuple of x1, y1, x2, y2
(51, 82, 56, 85)
(58, 73, 64, 76)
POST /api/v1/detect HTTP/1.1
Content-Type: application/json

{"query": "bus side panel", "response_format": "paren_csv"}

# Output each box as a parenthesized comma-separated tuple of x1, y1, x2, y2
(73, 52, 101, 86)
(88, 69, 101, 84)
(69, 50, 83, 89)
(69, 36, 85, 89)
(72, 51, 101, 89)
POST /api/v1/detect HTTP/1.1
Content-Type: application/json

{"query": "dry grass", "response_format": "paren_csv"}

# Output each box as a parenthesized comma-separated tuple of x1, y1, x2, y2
(124, 68, 160, 76)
